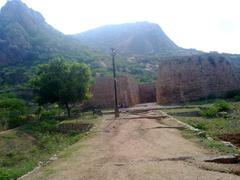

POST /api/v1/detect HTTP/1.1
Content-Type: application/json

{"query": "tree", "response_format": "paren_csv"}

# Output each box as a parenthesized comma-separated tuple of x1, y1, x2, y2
(30, 58, 92, 117)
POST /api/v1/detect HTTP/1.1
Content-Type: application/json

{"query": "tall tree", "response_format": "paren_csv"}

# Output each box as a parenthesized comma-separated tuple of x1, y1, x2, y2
(30, 58, 91, 117)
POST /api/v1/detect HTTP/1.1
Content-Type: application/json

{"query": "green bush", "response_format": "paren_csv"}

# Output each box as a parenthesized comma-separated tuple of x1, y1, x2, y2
(234, 95, 240, 101)
(7, 112, 27, 129)
(39, 105, 62, 121)
(192, 121, 207, 130)
(200, 106, 219, 118)
(201, 100, 230, 118)
(0, 97, 27, 129)
(0, 168, 17, 180)
(0, 98, 26, 113)
(214, 100, 230, 111)
(0, 93, 18, 99)
(26, 120, 58, 133)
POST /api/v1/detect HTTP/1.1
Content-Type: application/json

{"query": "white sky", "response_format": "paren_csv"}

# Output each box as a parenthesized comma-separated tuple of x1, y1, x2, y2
(0, 0, 240, 54)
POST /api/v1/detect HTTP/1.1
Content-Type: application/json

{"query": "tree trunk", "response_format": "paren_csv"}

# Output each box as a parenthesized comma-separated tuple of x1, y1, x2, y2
(65, 103, 71, 118)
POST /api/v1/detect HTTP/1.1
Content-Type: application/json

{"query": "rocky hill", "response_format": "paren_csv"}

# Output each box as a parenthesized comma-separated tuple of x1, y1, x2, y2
(73, 22, 202, 82)
(2, 0, 236, 86)
(74, 22, 200, 57)
(0, 0, 100, 66)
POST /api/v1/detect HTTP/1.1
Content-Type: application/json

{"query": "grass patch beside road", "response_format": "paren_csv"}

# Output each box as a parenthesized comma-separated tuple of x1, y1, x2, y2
(162, 100, 240, 154)
(182, 129, 240, 154)
(0, 114, 98, 180)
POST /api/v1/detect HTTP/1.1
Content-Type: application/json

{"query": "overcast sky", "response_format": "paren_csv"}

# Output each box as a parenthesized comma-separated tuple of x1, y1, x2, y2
(0, 0, 240, 54)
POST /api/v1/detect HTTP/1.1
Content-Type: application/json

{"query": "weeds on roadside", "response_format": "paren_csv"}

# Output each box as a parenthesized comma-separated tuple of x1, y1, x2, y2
(200, 100, 230, 118)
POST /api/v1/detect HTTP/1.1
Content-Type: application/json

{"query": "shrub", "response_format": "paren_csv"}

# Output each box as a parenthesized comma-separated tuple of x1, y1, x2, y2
(200, 106, 219, 118)
(214, 100, 230, 111)
(0, 97, 27, 129)
(7, 112, 28, 129)
(0, 168, 17, 180)
(0, 93, 18, 99)
(39, 105, 63, 121)
(201, 100, 230, 118)
(0, 98, 26, 113)
(192, 121, 207, 130)
(234, 95, 240, 101)
(26, 120, 58, 133)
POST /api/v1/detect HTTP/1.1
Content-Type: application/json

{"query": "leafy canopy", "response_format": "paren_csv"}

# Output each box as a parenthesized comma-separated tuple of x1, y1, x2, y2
(30, 58, 92, 116)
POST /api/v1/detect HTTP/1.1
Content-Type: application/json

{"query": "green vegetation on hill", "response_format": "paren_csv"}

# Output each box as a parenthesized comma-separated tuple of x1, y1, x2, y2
(74, 22, 182, 56)
(0, 0, 110, 89)
(0, 0, 99, 66)
(0, 1, 154, 85)
(0, 0, 201, 85)
(74, 22, 202, 83)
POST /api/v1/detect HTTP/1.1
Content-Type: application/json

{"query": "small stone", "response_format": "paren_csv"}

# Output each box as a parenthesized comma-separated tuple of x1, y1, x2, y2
(207, 136, 213, 141)
(217, 112, 229, 118)
(49, 154, 58, 161)
(197, 131, 207, 137)
(221, 141, 236, 147)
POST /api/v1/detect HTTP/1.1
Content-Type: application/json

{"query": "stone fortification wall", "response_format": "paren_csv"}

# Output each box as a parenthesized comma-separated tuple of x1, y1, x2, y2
(139, 83, 156, 103)
(89, 75, 140, 108)
(157, 53, 240, 104)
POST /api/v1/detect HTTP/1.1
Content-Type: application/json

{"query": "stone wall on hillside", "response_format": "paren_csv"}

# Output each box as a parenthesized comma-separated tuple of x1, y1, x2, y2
(139, 83, 156, 103)
(88, 76, 140, 108)
(156, 53, 240, 104)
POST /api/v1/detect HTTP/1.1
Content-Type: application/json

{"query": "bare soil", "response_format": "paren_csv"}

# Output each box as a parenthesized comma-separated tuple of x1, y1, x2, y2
(22, 105, 240, 180)
(58, 123, 93, 134)
(219, 133, 240, 148)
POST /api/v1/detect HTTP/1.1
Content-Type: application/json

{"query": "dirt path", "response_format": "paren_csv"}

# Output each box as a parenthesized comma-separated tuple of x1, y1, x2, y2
(22, 108, 240, 180)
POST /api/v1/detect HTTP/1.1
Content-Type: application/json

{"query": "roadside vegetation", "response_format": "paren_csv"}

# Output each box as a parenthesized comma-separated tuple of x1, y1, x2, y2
(0, 113, 97, 180)
(0, 93, 28, 131)
(30, 58, 92, 117)
(0, 58, 98, 180)
(162, 97, 240, 154)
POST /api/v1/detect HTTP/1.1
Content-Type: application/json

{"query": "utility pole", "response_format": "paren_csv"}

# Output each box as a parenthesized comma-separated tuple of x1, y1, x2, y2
(111, 48, 119, 118)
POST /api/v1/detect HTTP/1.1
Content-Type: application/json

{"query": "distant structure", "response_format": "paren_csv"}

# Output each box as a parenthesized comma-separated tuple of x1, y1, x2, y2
(156, 53, 240, 104)
(88, 75, 140, 108)
(88, 53, 240, 108)
(139, 83, 156, 103)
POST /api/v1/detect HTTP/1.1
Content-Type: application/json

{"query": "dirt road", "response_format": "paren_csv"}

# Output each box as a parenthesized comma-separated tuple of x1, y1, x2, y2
(22, 107, 240, 180)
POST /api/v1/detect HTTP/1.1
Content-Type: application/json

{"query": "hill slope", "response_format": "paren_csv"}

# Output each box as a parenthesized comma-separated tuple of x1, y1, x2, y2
(73, 22, 202, 82)
(0, 0, 201, 85)
(0, 0, 99, 66)
(74, 22, 199, 57)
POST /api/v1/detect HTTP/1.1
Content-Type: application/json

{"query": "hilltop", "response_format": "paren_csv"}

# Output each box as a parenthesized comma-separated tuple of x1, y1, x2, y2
(73, 22, 201, 82)
(74, 22, 200, 57)
(0, 0, 100, 66)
